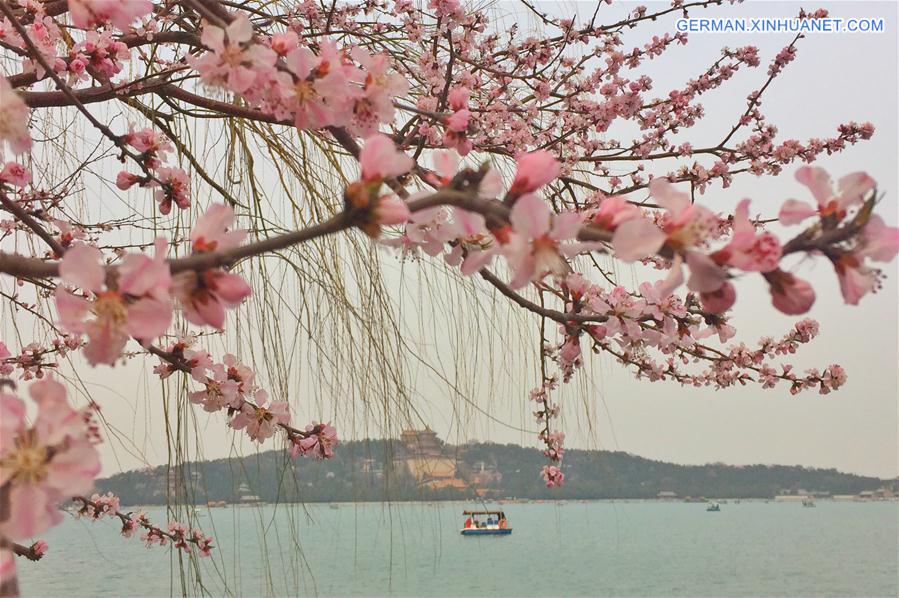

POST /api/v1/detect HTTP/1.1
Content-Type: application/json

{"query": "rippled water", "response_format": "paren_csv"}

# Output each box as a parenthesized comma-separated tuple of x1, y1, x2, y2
(17, 501, 898, 597)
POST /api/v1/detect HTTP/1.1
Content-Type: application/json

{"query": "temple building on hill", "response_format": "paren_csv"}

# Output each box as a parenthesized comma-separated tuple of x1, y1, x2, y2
(399, 428, 444, 458)
(397, 429, 468, 491)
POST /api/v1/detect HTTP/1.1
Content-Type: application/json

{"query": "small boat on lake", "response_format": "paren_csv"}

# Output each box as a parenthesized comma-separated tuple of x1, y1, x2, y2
(801, 498, 816, 508)
(460, 510, 512, 536)
(706, 502, 721, 512)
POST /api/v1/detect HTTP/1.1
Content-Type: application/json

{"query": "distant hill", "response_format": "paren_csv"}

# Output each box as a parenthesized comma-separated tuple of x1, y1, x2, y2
(97, 439, 892, 506)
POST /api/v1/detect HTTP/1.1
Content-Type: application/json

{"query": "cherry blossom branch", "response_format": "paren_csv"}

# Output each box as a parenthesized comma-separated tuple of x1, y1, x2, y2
(7, 541, 45, 562)
(72, 494, 213, 556)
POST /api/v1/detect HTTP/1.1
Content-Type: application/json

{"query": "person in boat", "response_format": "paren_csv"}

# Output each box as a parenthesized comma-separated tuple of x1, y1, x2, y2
(464, 516, 473, 529)
(499, 516, 507, 529)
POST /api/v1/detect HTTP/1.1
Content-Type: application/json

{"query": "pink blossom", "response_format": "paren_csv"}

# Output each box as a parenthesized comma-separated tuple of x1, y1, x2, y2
(123, 127, 173, 162)
(85, 491, 120, 518)
(120, 515, 138, 538)
(0, 378, 101, 540)
(170, 204, 251, 328)
(540, 464, 565, 487)
(56, 240, 172, 365)
(590, 195, 642, 231)
(779, 167, 875, 225)
(685, 251, 728, 295)
(349, 47, 407, 136)
(190, 204, 247, 253)
(359, 134, 413, 183)
(372, 196, 410, 228)
(279, 46, 337, 129)
(443, 109, 472, 155)
(698, 280, 736, 314)
(0, 76, 32, 154)
(712, 199, 781, 272)
(651, 178, 719, 250)
(189, 14, 276, 95)
(188, 528, 214, 556)
(229, 390, 290, 442)
(504, 193, 582, 288)
(116, 171, 142, 191)
(0, 342, 11, 377)
(613, 178, 718, 262)
(346, 136, 414, 237)
(68, 0, 153, 30)
(447, 86, 470, 111)
(30, 540, 48, 557)
(153, 167, 191, 214)
(172, 268, 252, 330)
(269, 31, 299, 55)
(446, 208, 499, 275)
(827, 214, 898, 305)
(188, 364, 240, 412)
(766, 270, 816, 315)
(0, 162, 30, 187)
(509, 150, 560, 195)
(288, 422, 338, 459)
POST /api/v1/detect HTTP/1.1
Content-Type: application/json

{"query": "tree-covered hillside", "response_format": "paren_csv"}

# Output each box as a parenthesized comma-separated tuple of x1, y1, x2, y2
(98, 440, 888, 506)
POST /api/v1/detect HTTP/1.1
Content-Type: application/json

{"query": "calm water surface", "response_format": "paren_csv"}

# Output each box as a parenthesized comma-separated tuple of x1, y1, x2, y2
(17, 501, 898, 597)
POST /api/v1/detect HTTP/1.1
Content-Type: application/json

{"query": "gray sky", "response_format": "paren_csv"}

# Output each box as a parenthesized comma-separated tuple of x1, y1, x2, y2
(13, 1, 895, 480)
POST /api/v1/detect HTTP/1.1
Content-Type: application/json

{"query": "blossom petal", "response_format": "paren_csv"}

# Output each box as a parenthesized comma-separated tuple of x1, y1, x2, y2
(861, 215, 899, 262)
(125, 298, 172, 340)
(60, 244, 104, 291)
(612, 219, 666, 262)
(686, 251, 727, 293)
(795, 166, 833, 207)
(778, 199, 817, 226)
(649, 178, 690, 217)
(509, 193, 551, 238)
(549, 211, 582, 241)
(836, 171, 875, 208)
(657, 254, 684, 298)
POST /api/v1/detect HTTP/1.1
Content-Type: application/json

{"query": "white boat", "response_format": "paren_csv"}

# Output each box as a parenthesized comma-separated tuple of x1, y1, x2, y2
(460, 510, 512, 536)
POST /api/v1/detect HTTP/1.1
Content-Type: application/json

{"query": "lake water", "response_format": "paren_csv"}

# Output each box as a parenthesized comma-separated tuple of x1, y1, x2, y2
(16, 501, 898, 597)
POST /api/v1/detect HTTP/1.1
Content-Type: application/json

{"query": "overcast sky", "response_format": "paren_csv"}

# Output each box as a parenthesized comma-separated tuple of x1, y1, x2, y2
(9, 0, 895, 480)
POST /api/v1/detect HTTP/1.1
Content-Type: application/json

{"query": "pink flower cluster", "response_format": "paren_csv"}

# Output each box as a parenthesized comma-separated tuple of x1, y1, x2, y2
(173, 204, 252, 329)
(530, 378, 566, 487)
(541, 465, 565, 488)
(56, 239, 172, 366)
(0, 378, 101, 543)
(73, 493, 214, 558)
(150, 337, 337, 456)
(288, 422, 339, 459)
(187, 14, 408, 135)
(779, 167, 898, 305)
(53, 203, 252, 366)
(344, 134, 414, 237)
(117, 128, 191, 215)
(0, 337, 79, 380)
(68, 0, 152, 31)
